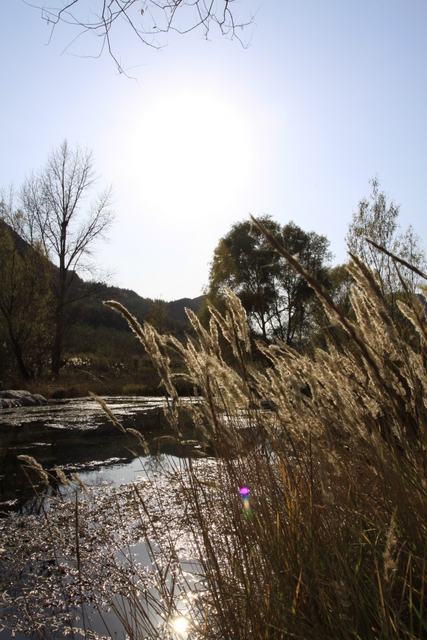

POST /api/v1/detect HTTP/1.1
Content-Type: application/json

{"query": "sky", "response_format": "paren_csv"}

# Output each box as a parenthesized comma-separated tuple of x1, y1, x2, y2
(1, 1, 427, 302)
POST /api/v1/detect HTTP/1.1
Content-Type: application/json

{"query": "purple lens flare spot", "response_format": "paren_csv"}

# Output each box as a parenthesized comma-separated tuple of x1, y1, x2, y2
(239, 486, 249, 497)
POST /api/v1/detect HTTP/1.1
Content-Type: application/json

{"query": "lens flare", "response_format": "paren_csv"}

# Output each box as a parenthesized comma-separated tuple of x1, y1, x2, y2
(239, 486, 253, 519)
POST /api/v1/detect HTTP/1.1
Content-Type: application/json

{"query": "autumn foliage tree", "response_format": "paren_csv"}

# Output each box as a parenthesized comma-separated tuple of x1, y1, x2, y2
(0, 218, 53, 380)
(346, 177, 426, 333)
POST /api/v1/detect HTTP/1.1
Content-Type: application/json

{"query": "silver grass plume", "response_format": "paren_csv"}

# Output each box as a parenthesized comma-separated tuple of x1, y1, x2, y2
(55, 466, 72, 488)
(397, 296, 427, 347)
(89, 391, 126, 432)
(207, 288, 251, 361)
(249, 215, 390, 397)
(127, 428, 150, 455)
(71, 473, 89, 496)
(17, 455, 49, 485)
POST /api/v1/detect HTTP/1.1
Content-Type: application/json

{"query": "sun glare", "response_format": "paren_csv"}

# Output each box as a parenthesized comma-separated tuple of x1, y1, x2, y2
(171, 615, 188, 636)
(122, 88, 255, 223)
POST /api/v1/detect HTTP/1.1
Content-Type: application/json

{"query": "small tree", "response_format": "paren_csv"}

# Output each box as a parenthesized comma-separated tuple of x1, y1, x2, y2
(17, 140, 115, 376)
(346, 177, 426, 322)
(147, 299, 172, 335)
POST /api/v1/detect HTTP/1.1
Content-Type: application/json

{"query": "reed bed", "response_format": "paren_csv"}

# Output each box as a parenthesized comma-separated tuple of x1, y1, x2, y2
(2, 218, 427, 639)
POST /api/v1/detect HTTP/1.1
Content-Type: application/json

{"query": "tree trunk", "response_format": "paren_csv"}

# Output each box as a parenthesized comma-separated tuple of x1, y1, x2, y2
(11, 336, 34, 381)
(51, 313, 64, 376)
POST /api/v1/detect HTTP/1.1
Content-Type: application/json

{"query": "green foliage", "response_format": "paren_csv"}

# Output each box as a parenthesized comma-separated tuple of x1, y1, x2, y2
(146, 298, 173, 334)
(206, 215, 333, 350)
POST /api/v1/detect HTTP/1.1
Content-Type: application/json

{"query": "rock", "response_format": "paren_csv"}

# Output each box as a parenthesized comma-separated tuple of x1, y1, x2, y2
(0, 390, 47, 409)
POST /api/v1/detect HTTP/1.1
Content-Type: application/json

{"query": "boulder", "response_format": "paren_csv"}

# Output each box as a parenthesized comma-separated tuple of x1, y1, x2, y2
(0, 390, 47, 409)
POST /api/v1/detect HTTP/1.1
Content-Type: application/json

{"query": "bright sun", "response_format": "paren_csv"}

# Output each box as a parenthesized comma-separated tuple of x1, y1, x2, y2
(122, 88, 255, 223)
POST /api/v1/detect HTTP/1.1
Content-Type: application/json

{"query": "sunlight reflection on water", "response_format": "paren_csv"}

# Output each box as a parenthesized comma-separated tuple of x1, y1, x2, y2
(0, 396, 205, 514)
(1, 397, 210, 639)
(0, 396, 170, 430)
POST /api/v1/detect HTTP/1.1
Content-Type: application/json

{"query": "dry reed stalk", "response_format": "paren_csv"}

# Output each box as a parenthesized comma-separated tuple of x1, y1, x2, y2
(89, 390, 126, 432)
(17, 455, 49, 485)
(365, 237, 427, 282)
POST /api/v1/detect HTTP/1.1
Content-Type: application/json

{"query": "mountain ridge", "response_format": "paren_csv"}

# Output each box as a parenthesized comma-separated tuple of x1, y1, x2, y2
(0, 217, 205, 331)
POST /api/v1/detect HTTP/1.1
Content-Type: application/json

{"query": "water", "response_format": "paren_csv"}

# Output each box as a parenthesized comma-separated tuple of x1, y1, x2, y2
(0, 396, 203, 514)
(0, 396, 209, 638)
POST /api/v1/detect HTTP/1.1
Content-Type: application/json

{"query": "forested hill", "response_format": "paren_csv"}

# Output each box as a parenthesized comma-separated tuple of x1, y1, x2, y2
(70, 282, 205, 333)
(1, 217, 204, 333)
(0, 217, 205, 384)
(168, 296, 205, 325)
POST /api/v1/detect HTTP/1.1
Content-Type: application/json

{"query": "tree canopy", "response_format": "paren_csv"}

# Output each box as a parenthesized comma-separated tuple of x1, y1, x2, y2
(0, 218, 53, 380)
(206, 216, 333, 349)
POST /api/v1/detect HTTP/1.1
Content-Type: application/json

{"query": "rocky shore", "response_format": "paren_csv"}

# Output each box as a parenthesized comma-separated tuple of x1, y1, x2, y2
(0, 390, 47, 409)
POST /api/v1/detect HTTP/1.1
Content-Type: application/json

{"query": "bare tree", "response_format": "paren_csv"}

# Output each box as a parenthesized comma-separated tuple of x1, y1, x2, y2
(20, 140, 114, 376)
(24, 0, 254, 73)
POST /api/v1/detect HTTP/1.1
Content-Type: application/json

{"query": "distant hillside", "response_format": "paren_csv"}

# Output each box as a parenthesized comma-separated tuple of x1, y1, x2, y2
(167, 295, 205, 326)
(71, 283, 205, 331)
(1, 216, 205, 340)
(1, 218, 205, 386)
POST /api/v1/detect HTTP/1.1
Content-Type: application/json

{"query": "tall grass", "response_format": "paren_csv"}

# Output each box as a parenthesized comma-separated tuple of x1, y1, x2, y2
(3, 217, 427, 638)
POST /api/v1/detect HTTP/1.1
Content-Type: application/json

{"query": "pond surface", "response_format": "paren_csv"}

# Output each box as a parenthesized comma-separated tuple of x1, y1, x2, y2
(0, 396, 203, 515)
(0, 396, 209, 639)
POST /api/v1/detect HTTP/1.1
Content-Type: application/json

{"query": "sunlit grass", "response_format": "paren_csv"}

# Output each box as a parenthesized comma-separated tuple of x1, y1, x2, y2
(2, 220, 427, 639)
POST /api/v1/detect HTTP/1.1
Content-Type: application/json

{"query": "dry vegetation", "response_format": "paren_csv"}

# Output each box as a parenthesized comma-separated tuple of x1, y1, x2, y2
(2, 219, 427, 639)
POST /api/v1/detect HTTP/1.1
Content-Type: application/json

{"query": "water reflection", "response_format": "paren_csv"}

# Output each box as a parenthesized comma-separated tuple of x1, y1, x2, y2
(0, 396, 171, 429)
(0, 396, 204, 515)
(0, 396, 211, 639)
(0, 449, 209, 640)
(171, 615, 189, 637)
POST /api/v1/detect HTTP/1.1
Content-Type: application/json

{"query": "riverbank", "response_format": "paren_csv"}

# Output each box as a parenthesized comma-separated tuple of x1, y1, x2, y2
(2, 370, 194, 401)
(3, 375, 162, 401)
(1, 336, 194, 400)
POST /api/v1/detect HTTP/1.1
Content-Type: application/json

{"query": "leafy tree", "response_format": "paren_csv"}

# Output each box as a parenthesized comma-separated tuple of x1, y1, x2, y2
(12, 140, 115, 376)
(0, 218, 53, 380)
(147, 299, 173, 334)
(278, 221, 332, 348)
(207, 216, 282, 342)
(206, 216, 333, 349)
(346, 177, 426, 322)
